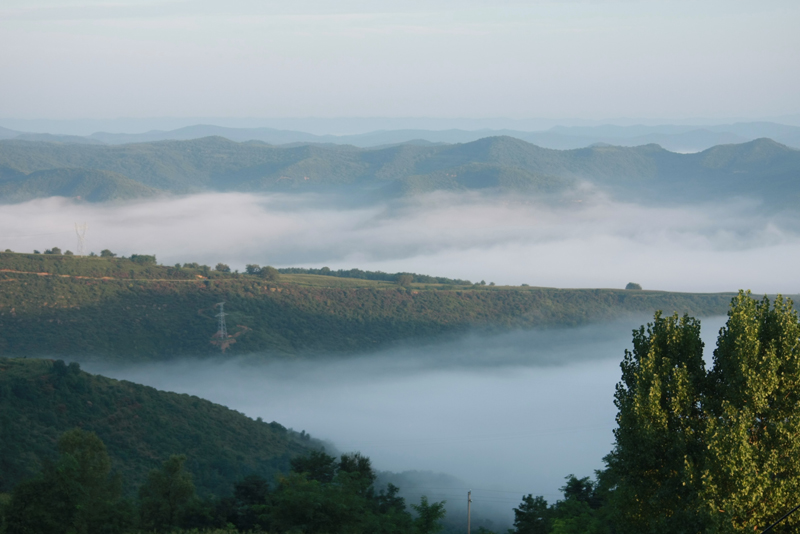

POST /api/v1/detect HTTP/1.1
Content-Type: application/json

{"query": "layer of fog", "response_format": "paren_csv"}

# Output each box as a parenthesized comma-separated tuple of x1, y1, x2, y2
(2, 191, 800, 294)
(82, 317, 728, 526)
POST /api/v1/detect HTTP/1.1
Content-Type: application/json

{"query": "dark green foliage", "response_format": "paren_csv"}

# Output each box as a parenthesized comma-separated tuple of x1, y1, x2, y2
(624, 282, 642, 290)
(130, 254, 156, 265)
(511, 475, 611, 534)
(138, 455, 196, 531)
(396, 273, 414, 287)
(259, 265, 279, 281)
(1, 427, 433, 534)
(214, 263, 231, 273)
(0, 358, 315, 497)
(3, 428, 132, 534)
(411, 495, 447, 534)
(513, 494, 550, 534)
(0, 252, 735, 359)
(290, 450, 338, 483)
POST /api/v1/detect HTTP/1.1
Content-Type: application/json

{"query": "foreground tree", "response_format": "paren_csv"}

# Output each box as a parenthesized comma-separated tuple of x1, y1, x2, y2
(702, 292, 800, 532)
(605, 312, 709, 533)
(4, 428, 130, 534)
(512, 494, 550, 534)
(138, 454, 196, 532)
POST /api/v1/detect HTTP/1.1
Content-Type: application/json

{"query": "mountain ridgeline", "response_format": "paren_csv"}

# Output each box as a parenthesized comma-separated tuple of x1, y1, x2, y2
(0, 252, 738, 360)
(0, 135, 798, 206)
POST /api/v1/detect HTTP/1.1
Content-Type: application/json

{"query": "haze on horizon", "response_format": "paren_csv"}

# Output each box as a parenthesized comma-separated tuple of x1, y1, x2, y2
(1, 0, 798, 123)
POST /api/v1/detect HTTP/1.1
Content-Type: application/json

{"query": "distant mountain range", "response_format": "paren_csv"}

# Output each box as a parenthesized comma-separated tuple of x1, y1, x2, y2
(2, 121, 800, 152)
(0, 135, 798, 207)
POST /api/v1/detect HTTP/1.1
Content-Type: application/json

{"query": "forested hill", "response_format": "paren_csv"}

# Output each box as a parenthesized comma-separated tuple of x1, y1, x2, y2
(0, 252, 737, 360)
(0, 357, 316, 496)
(0, 135, 798, 206)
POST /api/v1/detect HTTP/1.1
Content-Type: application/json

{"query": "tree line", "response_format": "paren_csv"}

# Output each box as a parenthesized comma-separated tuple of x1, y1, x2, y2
(0, 430, 446, 534)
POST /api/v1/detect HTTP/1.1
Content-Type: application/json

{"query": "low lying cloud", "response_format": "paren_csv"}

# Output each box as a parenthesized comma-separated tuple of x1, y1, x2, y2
(80, 316, 727, 523)
(1, 191, 798, 293)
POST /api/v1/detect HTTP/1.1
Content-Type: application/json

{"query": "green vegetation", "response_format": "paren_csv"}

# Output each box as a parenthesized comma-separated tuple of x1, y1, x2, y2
(0, 136, 798, 206)
(0, 357, 314, 497)
(3, 291, 800, 533)
(277, 266, 471, 285)
(509, 291, 800, 533)
(0, 425, 445, 534)
(0, 252, 735, 359)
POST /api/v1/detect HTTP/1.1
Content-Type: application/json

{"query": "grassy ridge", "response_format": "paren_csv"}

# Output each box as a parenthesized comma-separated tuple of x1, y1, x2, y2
(0, 357, 315, 496)
(0, 253, 736, 359)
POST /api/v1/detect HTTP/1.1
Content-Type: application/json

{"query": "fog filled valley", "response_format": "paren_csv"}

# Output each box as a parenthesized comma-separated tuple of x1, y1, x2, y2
(80, 317, 729, 528)
(2, 168, 800, 532)
(3, 0, 800, 531)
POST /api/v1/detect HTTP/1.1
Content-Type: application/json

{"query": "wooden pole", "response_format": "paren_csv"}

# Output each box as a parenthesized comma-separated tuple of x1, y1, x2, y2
(467, 490, 472, 534)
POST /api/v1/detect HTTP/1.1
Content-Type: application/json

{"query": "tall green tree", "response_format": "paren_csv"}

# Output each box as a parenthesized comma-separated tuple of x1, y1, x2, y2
(411, 495, 446, 534)
(512, 494, 550, 534)
(138, 454, 196, 532)
(4, 428, 130, 534)
(702, 292, 800, 533)
(605, 312, 709, 533)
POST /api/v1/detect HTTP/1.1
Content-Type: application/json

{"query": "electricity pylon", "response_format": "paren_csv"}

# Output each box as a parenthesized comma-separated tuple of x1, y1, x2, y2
(74, 223, 88, 256)
(214, 302, 228, 340)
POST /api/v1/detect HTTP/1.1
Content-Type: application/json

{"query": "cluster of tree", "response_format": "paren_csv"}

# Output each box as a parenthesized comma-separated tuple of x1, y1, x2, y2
(277, 267, 471, 286)
(509, 291, 800, 533)
(0, 430, 445, 534)
(245, 264, 281, 281)
(511, 475, 609, 534)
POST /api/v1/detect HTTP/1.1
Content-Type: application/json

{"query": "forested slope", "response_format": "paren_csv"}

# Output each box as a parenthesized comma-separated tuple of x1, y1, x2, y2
(0, 252, 736, 360)
(0, 357, 315, 496)
(0, 136, 797, 205)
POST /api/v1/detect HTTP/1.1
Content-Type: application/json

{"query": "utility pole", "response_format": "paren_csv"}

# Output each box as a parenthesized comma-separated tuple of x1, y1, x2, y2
(467, 490, 472, 534)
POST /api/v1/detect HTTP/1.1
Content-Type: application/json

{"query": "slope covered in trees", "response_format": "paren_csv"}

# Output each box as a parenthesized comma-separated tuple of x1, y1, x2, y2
(0, 136, 798, 206)
(0, 357, 316, 497)
(1, 426, 446, 534)
(0, 252, 736, 360)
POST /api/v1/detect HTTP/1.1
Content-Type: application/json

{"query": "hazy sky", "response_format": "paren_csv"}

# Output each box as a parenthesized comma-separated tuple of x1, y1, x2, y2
(1, 0, 798, 120)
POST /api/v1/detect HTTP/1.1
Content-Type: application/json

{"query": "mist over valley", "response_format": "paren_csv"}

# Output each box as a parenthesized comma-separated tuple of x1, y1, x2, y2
(79, 316, 729, 526)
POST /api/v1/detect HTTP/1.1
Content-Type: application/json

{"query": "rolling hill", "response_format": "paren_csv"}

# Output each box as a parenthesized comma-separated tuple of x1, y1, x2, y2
(0, 357, 316, 496)
(0, 135, 797, 206)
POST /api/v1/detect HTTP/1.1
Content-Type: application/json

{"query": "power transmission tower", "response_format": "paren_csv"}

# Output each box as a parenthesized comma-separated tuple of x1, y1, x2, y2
(74, 223, 88, 256)
(214, 302, 228, 340)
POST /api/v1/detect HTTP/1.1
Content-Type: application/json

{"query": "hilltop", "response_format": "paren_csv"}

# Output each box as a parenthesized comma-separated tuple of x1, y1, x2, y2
(0, 136, 797, 207)
(0, 252, 737, 360)
(0, 357, 316, 496)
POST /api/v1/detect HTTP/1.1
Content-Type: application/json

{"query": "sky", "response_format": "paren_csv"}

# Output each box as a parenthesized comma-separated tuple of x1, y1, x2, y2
(1, 0, 799, 121)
